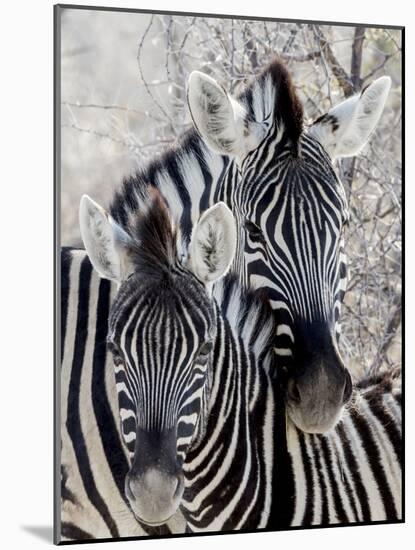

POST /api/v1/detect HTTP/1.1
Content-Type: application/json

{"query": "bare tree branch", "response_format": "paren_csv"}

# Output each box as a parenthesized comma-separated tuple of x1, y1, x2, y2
(313, 24, 354, 97)
(351, 27, 366, 90)
(369, 296, 401, 374)
(61, 101, 165, 123)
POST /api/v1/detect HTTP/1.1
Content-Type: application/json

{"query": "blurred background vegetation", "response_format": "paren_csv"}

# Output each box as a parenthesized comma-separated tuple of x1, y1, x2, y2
(60, 9, 402, 378)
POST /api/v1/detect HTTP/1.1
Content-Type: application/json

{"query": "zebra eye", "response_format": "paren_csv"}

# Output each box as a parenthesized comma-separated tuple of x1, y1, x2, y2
(197, 342, 213, 358)
(245, 220, 263, 239)
(107, 340, 124, 364)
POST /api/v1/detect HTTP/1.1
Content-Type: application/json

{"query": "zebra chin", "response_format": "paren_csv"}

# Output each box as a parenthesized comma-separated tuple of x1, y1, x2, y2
(125, 467, 184, 526)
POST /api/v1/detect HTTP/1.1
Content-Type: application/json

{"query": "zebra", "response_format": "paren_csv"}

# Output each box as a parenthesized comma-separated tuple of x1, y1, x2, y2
(60, 245, 188, 541)
(76, 191, 401, 534)
(106, 58, 391, 433)
(58, 59, 393, 539)
(184, 61, 392, 432)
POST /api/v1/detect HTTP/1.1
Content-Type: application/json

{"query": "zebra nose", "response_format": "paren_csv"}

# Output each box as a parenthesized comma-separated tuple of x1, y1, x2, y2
(128, 469, 182, 501)
(126, 468, 184, 525)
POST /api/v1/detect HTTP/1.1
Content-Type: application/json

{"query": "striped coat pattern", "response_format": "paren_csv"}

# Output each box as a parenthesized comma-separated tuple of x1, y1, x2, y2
(59, 59, 397, 540)
(60, 228, 401, 540)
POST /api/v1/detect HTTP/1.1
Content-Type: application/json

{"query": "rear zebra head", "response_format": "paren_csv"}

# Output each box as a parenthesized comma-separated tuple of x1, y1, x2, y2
(79, 192, 236, 526)
(188, 60, 391, 433)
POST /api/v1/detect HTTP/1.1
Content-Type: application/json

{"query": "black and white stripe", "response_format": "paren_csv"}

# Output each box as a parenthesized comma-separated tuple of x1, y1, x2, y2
(108, 261, 214, 456)
(60, 199, 400, 539)
(59, 248, 185, 541)
(59, 59, 395, 539)
(286, 370, 401, 527)
(107, 60, 358, 433)
(220, 130, 349, 359)
(104, 198, 401, 530)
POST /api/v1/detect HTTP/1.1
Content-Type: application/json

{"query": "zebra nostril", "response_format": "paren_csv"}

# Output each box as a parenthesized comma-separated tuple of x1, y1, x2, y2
(288, 380, 301, 403)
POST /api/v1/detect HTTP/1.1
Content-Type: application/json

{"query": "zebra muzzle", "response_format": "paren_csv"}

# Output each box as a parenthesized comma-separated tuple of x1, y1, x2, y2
(285, 361, 352, 434)
(126, 467, 184, 526)
(125, 427, 184, 525)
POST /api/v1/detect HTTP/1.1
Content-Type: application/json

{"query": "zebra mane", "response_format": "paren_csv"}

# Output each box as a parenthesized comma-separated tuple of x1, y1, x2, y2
(109, 129, 215, 238)
(109, 58, 303, 234)
(127, 189, 178, 280)
(237, 58, 304, 146)
(213, 275, 276, 369)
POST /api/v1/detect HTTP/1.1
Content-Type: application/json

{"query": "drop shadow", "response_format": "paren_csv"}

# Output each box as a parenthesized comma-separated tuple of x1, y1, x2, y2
(21, 525, 53, 543)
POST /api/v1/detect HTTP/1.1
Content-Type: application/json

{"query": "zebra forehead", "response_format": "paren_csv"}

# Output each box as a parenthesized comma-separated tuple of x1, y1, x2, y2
(109, 274, 214, 340)
(245, 152, 347, 221)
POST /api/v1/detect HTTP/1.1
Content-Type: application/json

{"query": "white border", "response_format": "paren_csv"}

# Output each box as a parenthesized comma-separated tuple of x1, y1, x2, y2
(0, 0, 411, 548)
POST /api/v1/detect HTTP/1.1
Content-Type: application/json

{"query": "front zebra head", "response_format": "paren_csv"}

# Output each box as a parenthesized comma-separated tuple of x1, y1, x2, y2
(187, 59, 391, 433)
(79, 192, 236, 525)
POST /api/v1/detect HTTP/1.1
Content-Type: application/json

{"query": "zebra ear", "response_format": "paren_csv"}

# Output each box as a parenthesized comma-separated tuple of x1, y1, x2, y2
(309, 76, 391, 159)
(79, 195, 135, 283)
(188, 202, 236, 286)
(187, 71, 266, 160)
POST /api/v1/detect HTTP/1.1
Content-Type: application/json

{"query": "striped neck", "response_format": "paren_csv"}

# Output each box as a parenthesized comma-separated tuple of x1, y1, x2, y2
(181, 276, 277, 531)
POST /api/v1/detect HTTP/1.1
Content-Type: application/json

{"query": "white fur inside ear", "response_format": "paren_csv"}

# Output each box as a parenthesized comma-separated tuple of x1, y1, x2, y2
(188, 71, 238, 155)
(309, 76, 391, 159)
(187, 71, 266, 160)
(79, 195, 134, 282)
(188, 202, 237, 285)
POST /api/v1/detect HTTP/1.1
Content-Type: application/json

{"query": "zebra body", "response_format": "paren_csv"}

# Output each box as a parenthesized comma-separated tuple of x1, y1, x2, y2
(175, 277, 401, 531)
(59, 57, 396, 540)
(61, 247, 401, 539)
(285, 370, 401, 527)
(68, 197, 401, 539)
